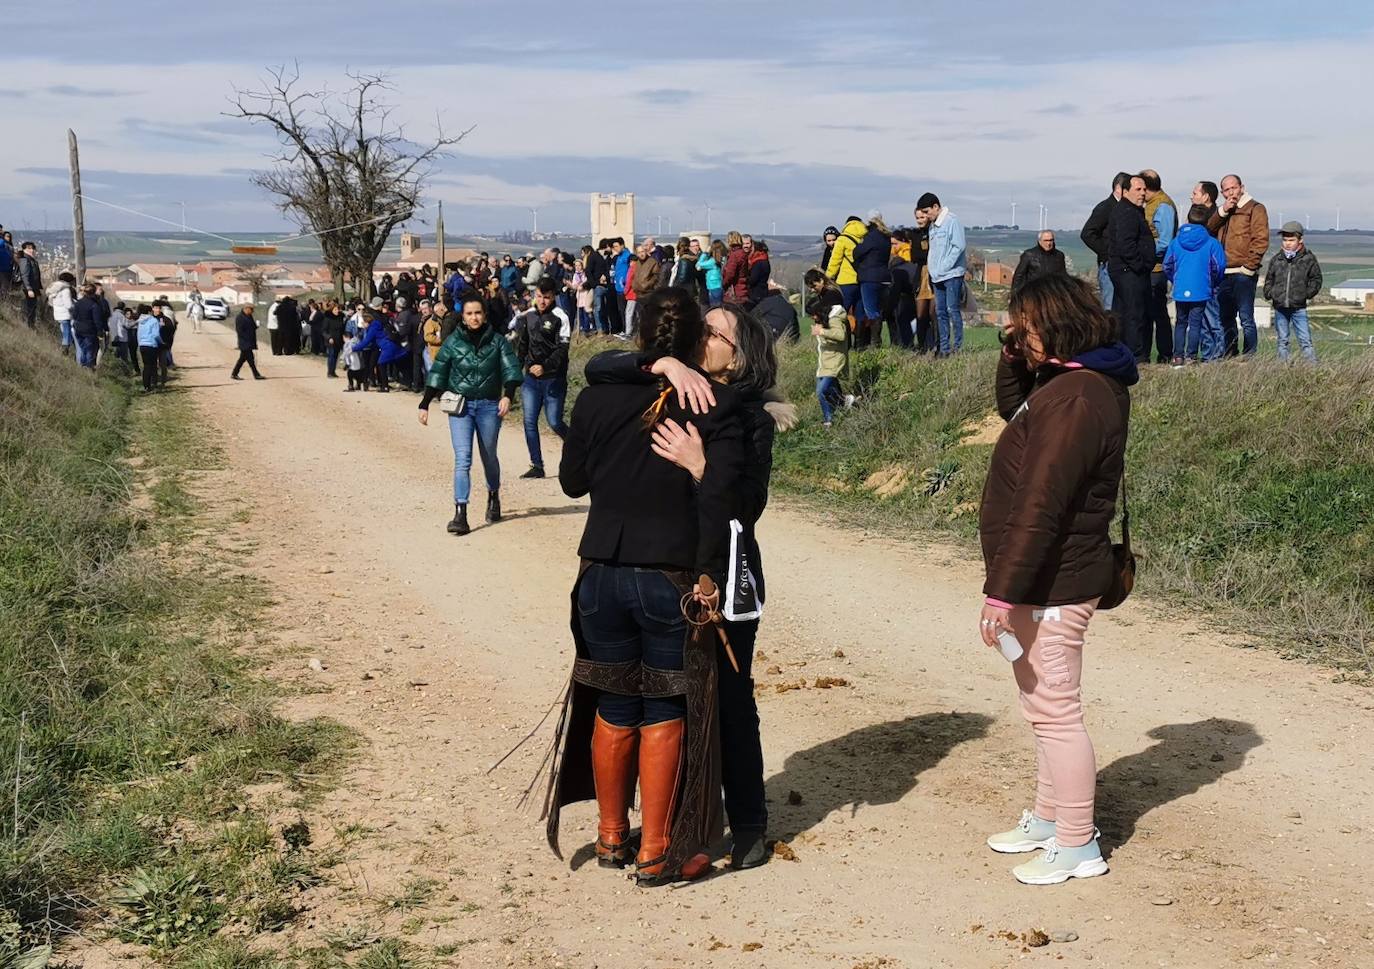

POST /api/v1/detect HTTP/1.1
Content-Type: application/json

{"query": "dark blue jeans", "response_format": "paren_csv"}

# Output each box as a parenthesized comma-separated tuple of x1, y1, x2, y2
(933, 276, 964, 354)
(578, 564, 689, 727)
(326, 343, 340, 376)
(719, 618, 766, 832)
(1173, 301, 1210, 362)
(1219, 272, 1258, 356)
(521, 373, 567, 470)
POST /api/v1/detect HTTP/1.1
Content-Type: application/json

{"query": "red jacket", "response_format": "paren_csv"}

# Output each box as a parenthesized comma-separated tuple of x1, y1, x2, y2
(721, 245, 749, 302)
(625, 260, 638, 301)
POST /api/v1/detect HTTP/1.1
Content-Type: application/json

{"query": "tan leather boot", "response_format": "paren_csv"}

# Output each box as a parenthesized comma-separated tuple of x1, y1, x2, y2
(591, 715, 638, 867)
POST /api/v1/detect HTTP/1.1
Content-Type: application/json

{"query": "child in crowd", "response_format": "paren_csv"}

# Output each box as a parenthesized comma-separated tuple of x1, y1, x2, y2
(804, 268, 853, 429)
(1162, 203, 1228, 365)
(573, 259, 594, 334)
(343, 330, 365, 392)
(1263, 221, 1324, 364)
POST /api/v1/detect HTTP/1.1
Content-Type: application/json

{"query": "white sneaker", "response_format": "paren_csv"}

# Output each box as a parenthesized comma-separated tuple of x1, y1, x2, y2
(1012, 838, 1109, 885)
(987, 809, 1055, 854)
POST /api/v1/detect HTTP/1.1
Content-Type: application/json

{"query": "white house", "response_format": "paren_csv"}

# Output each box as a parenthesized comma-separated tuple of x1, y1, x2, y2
(1331, 279, 1374, 304)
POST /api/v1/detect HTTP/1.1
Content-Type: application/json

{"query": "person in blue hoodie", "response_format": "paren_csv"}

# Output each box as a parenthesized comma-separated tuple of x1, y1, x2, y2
(135, 304, 163, 393)
(1162, 204, 1228, 366)
(351, 307, 408, 392)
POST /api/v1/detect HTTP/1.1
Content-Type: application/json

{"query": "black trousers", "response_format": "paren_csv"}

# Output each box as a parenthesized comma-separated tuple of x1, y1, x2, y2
(232, 348, 261, 377)
(719, 618, 767, 833)
(269, 328, 284, 355)
(139, 347, 160, 390)
(1147, 270, 1173, 362)
(23, 294, 39, 328)
(1110, 268, 1150, 362)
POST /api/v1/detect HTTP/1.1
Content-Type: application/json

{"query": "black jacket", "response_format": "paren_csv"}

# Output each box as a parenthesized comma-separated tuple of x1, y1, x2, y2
(1011, 245, 1068, 293)
(234, 310, 258, 351)
(1080, 195, 1117, 264)
(514, 307, 571, 376)
(746, 257, 772, 306)
(560, 374, 743, 581)
(71, 295, 105, 338)
(321, 310, 346, 346)
(584, 249, 610, 288)
(1263, 248, 1323, 309)
(853, 228, 892, 283)
(1108, 201, 1154, 276)
(583, 349, 776, 606)
(754, 292, 799, 341)
(393, 308, 420, 348)
(18, 253, 41, 293)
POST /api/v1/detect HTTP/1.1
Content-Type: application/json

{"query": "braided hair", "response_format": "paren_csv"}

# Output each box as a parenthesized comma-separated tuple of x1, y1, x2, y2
(636, 286, 706, 427)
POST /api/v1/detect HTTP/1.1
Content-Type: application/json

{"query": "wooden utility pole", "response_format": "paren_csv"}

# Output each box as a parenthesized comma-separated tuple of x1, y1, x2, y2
(436, 200, 445, 289)
(68, 129, 86, 283)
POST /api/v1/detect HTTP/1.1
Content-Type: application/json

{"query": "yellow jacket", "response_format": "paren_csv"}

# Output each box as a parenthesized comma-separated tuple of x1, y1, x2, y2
(825, 218, 867, 285)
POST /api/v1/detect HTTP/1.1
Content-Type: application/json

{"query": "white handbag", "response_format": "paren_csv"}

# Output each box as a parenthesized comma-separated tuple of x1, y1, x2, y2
(438, 391, 466, 415)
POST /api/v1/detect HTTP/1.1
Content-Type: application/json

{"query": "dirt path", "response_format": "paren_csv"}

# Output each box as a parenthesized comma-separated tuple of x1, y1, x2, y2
(162, 324, 1374, 968)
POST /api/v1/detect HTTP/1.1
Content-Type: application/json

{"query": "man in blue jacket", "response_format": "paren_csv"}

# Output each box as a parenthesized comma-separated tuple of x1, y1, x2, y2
(915, 192, 967, 357)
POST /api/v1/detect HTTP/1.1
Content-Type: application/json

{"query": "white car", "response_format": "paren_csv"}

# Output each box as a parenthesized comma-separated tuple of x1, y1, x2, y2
(202, 297, 229, 321)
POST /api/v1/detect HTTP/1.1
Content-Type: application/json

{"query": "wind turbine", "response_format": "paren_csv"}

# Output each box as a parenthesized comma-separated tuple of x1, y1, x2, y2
(529, 207, 539, 235)
(1011, 201, 1017, 228)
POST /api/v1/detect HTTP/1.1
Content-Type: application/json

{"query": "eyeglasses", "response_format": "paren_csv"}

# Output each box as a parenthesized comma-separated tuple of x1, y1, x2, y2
(708, 326, 736, 351)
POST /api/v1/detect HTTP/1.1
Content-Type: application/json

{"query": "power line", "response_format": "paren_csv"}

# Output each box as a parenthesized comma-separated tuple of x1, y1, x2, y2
(76, 193, 239, 244)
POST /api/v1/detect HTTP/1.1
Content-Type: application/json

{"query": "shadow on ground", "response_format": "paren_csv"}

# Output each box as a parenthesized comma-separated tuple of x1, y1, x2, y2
(766, 711, 994, 840)
(1096, 717, 1262, 857)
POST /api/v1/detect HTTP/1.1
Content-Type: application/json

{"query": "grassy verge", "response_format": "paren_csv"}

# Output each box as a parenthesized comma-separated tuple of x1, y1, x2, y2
(0, 314, 352, 966)
(567, 327, 1374, 673)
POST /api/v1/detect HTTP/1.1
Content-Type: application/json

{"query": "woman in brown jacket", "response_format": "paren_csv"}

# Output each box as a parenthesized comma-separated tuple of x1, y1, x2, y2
(977, 274, 1137, 886)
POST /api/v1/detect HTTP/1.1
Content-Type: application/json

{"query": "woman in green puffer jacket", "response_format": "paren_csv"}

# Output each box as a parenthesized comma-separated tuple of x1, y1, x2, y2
(419, 294, 522, 535)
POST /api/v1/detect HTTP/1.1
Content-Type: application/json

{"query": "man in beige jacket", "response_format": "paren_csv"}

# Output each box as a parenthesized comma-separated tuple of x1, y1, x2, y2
(1206, 174, 1270, 356)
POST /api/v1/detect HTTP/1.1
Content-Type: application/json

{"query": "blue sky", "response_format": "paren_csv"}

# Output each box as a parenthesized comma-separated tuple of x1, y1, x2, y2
(4, 0, 1373, 238)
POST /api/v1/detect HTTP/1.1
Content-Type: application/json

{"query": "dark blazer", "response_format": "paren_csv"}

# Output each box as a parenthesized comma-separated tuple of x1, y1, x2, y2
(1011, 245, 1068, 292)
(1108, 201, 1154, 276)
(560, 373, 743, 580)
(1080, 195, 1116, 264)
(234, 310, 258, 351)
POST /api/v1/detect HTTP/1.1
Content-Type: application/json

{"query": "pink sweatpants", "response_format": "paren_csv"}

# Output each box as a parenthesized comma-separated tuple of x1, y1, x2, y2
(1008, 600, 1099, 847)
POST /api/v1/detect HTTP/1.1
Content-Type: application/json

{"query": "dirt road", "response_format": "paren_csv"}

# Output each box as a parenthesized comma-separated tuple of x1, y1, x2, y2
(164, 324, 1374, 967)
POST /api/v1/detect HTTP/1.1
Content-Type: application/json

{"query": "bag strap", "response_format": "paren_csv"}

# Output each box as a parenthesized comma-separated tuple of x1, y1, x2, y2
(1118, 471, 1131, 554)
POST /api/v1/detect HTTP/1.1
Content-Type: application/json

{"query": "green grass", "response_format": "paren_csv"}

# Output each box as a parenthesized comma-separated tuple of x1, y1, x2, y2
(0, 312, 352, 964)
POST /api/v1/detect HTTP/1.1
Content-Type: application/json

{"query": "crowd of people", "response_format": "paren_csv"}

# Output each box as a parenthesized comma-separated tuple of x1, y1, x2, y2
(1080, 170, 1324, 365)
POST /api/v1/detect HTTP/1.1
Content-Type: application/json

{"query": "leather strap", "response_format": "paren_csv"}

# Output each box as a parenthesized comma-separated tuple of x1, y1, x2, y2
(641, 664, 693, 698)
(572, 658, 642, 696)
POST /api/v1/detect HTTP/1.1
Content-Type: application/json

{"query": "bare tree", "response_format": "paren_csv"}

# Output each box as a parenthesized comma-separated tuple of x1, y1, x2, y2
(227, 65, 470, 299)
(234, 261, 271, 306)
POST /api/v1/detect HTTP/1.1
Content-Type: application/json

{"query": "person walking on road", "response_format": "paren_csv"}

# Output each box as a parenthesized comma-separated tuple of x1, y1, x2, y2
(513, 278, 571, 480)
(417, 294, 521, 536)
(978, 273, 1136, 886)
(230, 303, 265, 380)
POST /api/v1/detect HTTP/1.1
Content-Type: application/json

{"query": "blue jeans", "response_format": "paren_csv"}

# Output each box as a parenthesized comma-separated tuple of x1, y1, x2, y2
(1219, 272, 1259, 356)
(521, 373, 567, 469)
(816, 376, 843, 423)
(1203, 294, 1222, 361)
(448, 398, 502, 503)
(838, 283, 860, 314)
(859, 281, 885, 321)
(74, 332, 99, 368)
(1173, 301, 1210, 361)
(1096, 263, 1114, 311)
(707, 288, 723, 307)
(325, 344, 340, 376)
(933, 276, 964, 354)
(592, 285, 608, 333)
(577, 564, 689, 727)
(1273, 307, 1316, 362)
(59, 319, 74, 347)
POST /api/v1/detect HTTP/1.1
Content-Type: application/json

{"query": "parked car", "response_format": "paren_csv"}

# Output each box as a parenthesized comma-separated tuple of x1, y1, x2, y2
(202, 297, 229, 321)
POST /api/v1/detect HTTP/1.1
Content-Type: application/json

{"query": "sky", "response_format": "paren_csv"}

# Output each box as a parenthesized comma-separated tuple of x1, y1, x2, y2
(4, 0, 1373, 240)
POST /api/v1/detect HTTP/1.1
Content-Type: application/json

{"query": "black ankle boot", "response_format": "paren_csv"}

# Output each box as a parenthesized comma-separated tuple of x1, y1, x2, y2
(447, 503, 469, 535)
(486, 491, 501, 524)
